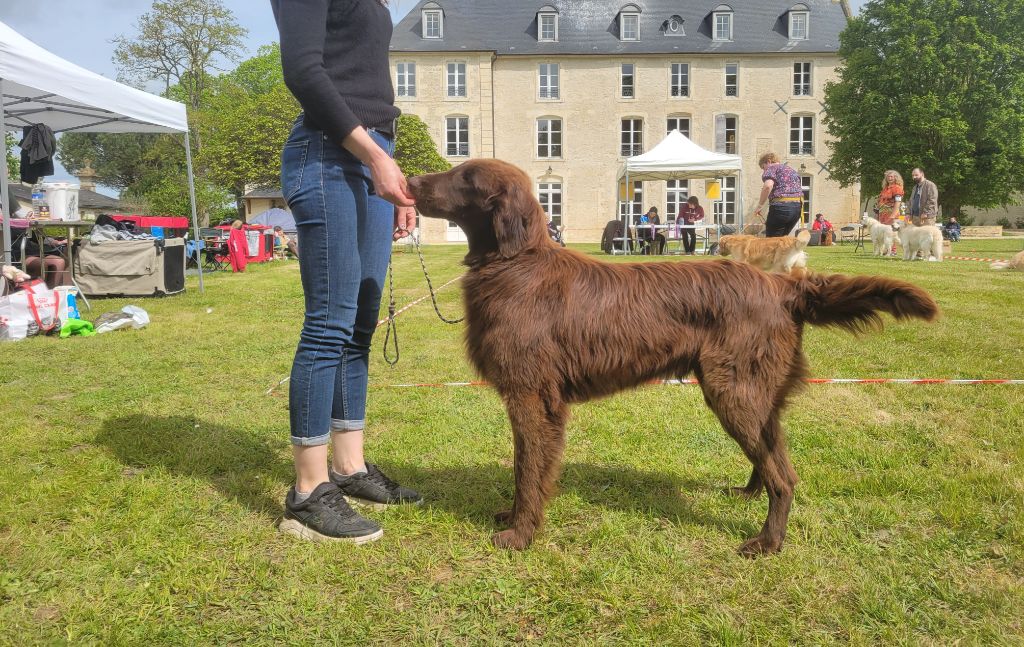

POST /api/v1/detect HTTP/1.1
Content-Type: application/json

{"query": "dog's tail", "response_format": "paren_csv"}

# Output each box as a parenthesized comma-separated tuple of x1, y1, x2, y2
(787, 273, 939, 334)
(795, 229, 810, 249)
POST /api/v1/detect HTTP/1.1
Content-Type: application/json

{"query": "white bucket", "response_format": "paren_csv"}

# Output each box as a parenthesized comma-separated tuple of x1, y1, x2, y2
(42, 182, 81, 221)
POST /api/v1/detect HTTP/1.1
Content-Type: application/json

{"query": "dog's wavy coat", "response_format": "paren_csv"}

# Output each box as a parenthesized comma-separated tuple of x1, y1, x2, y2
(718, 230, 811, 273)
(861, 215, 896, 257)
(409, 160, 939, 556)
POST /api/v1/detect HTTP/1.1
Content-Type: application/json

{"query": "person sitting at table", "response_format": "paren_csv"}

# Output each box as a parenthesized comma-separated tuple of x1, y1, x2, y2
(675, 196, 705, 255)
(10, 225, 71, 289)
(635, 206, 665, 255)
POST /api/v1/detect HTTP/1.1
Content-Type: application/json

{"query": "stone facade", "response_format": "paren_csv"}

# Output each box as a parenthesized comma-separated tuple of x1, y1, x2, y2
(391, 2, 861, 244)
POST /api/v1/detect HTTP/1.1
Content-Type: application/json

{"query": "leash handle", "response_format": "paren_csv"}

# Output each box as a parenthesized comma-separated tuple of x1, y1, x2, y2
(382, 259, 400, 366)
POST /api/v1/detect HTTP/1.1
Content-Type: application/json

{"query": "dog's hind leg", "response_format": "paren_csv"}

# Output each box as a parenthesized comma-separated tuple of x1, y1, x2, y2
(492, 391, 568, 550)
(726, 468, 763, 499)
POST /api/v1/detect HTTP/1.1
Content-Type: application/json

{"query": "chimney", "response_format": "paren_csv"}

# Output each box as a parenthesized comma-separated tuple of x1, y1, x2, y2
(76, 159, 98, 192)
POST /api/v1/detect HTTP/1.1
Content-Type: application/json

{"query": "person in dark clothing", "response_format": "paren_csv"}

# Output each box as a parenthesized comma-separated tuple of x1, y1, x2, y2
(272, 0, 421, 545)
(676, 196, 705, 255)
(754, 152, 804, 237)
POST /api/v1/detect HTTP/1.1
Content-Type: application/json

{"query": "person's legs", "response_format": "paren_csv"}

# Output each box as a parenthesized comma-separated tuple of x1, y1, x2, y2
(43, 257, 70, 289)
(765, 203, 802, 238)
(683, 228, 696, 253)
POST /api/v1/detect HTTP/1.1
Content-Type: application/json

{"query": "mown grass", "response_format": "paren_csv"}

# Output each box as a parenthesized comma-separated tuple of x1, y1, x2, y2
(1, 238, 1022, 644)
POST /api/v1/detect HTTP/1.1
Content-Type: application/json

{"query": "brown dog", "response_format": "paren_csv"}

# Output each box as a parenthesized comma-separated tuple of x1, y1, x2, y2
(409, 159, 938, 556)
(718, 230, 811, 273)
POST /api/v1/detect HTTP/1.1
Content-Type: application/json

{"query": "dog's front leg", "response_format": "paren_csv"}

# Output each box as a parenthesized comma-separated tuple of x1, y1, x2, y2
(493, 392, 567, 550)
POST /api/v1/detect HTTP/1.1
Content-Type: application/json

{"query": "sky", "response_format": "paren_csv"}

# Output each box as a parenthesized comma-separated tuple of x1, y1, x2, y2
(0, 0, 869, 192)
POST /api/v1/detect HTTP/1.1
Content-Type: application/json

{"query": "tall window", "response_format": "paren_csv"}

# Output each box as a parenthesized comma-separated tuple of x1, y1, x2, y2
(539, 63, 560, 99)
(537, 118, 562, 158)
(621, 118, 643, 156)
(423, 10, 443, 39)
(396, 62, 416, 98)
(666, 180, 690, 220)
(620, 12, 640, 40)
(790, 115, 813, 155)
(667, 116, 690, 138)
(789, 11, 809, 40)
(446, 62, 466, 98)
(671, 63, 690, 97)
(620, 63, 635, 98)
(714, 12, 733, 41)
(715, 115, 738, 154)
(539, 182, 563, 227)
(713, 176, 737, 225)
(801, 176, 813, 224)
(619, 181, 643, 220)
(445, 116, 469, 157)
(539, 12, 558, 41)
(793, 62, 812, 96)
(725, 63, 738, 97)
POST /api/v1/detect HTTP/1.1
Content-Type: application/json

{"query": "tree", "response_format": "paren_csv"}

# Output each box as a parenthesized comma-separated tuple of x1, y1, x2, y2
(112, 0, 247, 113)
(5, 133, 17, 180)
(394, 114, 451, 178)
(198, 45, 298, 211)
(822, 0, 1024, 217)
(57, 133, 171, 193)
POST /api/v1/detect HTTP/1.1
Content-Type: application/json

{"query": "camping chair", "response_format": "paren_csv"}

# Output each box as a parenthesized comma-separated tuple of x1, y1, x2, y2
(838, 225, 859, 245)
(203, 240, 229, 271)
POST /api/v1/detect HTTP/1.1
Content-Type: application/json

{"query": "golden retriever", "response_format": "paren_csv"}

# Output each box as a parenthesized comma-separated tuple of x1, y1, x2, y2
(718, 230, 811, 273)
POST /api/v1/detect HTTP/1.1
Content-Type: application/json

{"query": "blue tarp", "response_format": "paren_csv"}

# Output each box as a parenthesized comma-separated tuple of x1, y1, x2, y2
(249, 208, 296, 235)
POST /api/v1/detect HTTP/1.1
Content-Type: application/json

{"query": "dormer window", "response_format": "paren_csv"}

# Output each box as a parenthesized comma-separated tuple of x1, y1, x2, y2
(422, 2, 443, 39)
(663, 15, 685, 37)
(538, 6, 559, 42)
(619, 4, 641, 41)
(789, 4, 810, 40)
(713, 5, 733, 42)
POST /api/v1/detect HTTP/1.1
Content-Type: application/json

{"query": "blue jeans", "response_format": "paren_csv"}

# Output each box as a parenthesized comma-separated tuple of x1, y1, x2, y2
(765, 202, 803, 237)
(281, 119, 394, 446)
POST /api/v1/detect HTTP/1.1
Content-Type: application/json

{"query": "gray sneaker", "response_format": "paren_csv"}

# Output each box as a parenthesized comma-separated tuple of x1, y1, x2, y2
(279, 482, 383, 544)
(331, 463, 422, 508)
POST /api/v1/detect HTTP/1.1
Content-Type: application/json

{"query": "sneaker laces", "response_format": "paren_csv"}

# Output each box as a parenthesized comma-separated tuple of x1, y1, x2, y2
(365, 464, 400, 492)
(318, 486, 355, 515)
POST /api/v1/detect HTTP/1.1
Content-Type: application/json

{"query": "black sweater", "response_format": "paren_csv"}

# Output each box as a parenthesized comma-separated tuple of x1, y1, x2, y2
(271, 0, 401, 143)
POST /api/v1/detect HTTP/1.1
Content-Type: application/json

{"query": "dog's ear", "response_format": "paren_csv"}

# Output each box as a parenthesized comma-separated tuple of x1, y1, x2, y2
(488, 179, 531, 258)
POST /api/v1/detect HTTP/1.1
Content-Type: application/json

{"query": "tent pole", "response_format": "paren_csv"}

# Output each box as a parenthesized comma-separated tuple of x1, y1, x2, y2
(625, 168, 631, 255)
(738, 168, 745, 233)
(184, 130, 204, 293)
(1, 78, 12, 266)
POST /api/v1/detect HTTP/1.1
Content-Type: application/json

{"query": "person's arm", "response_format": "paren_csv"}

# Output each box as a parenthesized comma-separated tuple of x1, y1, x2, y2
(755, 180, 774, 217)
(924, 182, 938, 219)
(695, 206, 704, 222)
(277, 0, 413, 206)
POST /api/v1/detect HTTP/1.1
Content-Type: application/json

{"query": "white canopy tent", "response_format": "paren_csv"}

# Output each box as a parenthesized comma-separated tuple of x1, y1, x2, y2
(0, 20, 203, 290)
(618, 130, 744, 252)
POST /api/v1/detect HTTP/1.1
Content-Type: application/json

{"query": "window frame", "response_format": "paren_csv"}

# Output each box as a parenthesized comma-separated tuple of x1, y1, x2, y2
(539, 12, 559, 42)
(713, 176, 738, 225)
(667, 115, 691, 138)
(715, 114, 738, 154)
(793, 62, 812, 96)
(538, 62, 560, 100)
(444, 115, 470, 158)
(621, 117, 643, 157)
(801, 175, 813, 225)
(619, 180, 644, 221)
(536, 117, 563, 159)
(725, 62, 739, 97)
(423, 9, 443, 39)
(620, 63, 636, 99)
(446, 61, 467, 98)
(789, 114, 814, 156)
(789, 11, 809, 40)
(670, 62, 690, 98)
(538, 181, 563, 227)
(666, 179, 690, 221)
(620, 12, 641, 41)
(713, 12, 733, 41)
(395, 61, 416, 98)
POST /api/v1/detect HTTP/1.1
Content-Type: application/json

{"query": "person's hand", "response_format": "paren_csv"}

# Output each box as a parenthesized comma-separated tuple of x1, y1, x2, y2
(754, 207, 763, 218)
(394, 205, 416, 240)
(369, 156, 415, 207)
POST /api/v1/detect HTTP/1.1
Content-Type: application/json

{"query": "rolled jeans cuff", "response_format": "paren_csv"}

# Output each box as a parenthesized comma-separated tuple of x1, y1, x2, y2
(330, 418, 365, 433)
(290, 431, 331, 447)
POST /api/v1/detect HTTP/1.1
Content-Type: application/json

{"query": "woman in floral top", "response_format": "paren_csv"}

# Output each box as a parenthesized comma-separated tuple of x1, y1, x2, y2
(876, 170, 904, 226)
(754, 152, 804, 237)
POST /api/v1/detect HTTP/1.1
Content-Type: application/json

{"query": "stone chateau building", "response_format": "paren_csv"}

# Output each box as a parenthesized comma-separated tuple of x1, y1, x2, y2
(390, 0, 860, 243)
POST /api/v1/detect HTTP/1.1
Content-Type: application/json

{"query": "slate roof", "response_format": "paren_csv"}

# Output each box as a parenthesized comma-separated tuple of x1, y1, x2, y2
(391, 0, 849, 56)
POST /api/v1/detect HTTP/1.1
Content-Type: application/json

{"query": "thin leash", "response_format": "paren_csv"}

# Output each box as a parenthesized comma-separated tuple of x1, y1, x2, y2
(383, 217, 465, 366)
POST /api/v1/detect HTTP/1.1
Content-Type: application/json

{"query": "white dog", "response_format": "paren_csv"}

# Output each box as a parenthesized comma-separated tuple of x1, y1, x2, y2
(895, 221, 943, 261)
(861, 215, 896, 256)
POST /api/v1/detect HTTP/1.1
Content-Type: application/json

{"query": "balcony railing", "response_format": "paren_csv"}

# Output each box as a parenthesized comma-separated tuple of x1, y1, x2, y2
(621, 144, 643, 156)
(789, 143, 813, 155)
(447, 144, 469, 157)
(725, 86, 738, 97)
(621, 86, 635, 98)
(539, 88, 560, 99)
(671, 86, 689, 97)
(794, 84, 811, 95)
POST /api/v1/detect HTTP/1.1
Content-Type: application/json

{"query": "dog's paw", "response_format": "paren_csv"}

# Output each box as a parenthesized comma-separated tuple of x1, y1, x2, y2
(494, 509, 514, 527)
(737, 535, 783, 558)
(491, 529, 532, 550)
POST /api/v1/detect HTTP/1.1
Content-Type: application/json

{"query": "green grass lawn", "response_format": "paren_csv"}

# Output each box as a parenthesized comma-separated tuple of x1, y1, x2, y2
(2, 239, 1023, 644)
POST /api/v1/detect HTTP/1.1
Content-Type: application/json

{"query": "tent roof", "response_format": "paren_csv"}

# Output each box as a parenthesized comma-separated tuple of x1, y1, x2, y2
(620, 130, 742, 181)
(0, 20, 188, 134)
(249, 208, 297, 233)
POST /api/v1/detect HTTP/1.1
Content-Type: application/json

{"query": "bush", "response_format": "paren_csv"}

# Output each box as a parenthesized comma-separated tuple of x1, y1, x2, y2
(395, 114, 450, 178)
(996, 217, 1011, 228)
(1015, 218, 1024, 230)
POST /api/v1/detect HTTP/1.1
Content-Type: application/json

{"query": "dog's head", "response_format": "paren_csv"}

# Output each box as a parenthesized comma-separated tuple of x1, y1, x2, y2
(408, 159, 549, 260)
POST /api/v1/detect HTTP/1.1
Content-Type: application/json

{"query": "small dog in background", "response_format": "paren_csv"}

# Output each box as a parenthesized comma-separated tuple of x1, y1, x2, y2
(991, 250, 1024, 270)
(718, 229, 811, 273)
(861, 215, 896, 257)
(895, 221, 943, 261)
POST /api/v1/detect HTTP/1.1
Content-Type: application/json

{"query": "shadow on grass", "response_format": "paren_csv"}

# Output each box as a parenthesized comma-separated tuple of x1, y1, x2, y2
(96, 414, 754, 535)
